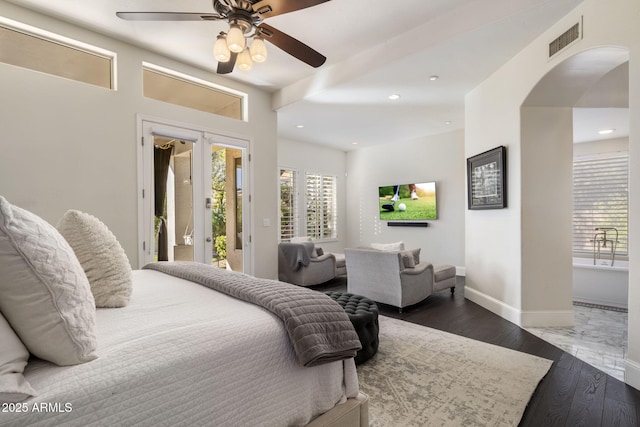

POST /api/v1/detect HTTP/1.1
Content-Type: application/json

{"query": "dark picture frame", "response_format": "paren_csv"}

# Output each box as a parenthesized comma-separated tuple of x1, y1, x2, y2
(467, 146, 507, 210)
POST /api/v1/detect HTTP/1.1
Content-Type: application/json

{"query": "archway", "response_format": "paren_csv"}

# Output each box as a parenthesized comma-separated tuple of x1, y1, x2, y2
(520, 46, 629, 370)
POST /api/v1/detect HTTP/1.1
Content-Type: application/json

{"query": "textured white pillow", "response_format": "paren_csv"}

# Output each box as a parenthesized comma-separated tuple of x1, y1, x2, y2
(57, 210, 132, 308)
(370, 241, 405, 251)
(0, 197, 98, 366)
(0, 311, 36, 403)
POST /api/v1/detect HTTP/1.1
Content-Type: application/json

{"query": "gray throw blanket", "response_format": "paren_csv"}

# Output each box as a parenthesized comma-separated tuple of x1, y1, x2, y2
(143, 262, 361, 367)
(278, 242, 315, 271)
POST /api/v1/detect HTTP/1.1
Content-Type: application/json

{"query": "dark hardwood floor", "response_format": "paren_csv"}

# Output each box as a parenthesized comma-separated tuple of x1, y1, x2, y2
(312, 276, 640, 426)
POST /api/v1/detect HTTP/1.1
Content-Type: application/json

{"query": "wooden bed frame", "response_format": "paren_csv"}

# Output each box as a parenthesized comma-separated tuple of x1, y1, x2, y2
(306, 392, 369, 427)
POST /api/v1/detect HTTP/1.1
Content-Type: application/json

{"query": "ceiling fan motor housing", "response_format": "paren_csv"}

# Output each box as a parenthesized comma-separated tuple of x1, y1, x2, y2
(216, 0, 262, 34)
(230, 10, 254, 34)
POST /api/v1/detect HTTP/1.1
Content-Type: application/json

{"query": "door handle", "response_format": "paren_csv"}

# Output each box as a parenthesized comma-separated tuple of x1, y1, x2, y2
(206, 237, 212, 242)
(206, 198, 212, 209)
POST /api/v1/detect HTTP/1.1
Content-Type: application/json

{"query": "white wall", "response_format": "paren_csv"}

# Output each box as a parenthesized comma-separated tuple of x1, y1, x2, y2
(465, 0, 640, 389)
(0, 2, 279, 278)
(345, 130, 465, 269)
(521, 107, 574, 322)
(277, 138, 347, 254)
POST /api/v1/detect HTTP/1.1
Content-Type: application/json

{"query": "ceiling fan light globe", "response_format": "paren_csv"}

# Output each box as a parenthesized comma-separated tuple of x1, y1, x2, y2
(214, 36, 231, 62)
(227, 25, 246, 53)
(238, 48, 253, 71)
(251, 37, 267, 63)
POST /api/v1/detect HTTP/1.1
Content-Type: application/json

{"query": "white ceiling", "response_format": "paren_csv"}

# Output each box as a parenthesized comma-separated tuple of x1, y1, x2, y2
(5, 0, 628, 150)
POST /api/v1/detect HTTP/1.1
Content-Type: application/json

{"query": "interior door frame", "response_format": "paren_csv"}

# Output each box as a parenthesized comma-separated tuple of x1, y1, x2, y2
(136, 115, 252, 273)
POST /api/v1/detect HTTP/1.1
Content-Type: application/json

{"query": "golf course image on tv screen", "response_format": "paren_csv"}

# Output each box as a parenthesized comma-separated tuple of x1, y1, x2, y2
(378, 182, 437, 220)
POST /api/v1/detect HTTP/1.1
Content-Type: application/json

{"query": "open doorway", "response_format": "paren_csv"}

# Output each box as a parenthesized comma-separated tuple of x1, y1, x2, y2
(521, 47, 630, 380)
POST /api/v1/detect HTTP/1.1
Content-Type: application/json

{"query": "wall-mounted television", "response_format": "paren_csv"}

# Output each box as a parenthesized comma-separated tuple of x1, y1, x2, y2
(378, 182, 437, 221)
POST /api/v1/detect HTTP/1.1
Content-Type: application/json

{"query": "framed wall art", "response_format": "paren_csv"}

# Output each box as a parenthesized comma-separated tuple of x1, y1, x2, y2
(467, 146, 507, 210)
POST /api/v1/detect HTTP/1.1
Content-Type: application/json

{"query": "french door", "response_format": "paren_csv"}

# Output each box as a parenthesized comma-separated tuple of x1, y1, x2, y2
(137, 118, 251, 272)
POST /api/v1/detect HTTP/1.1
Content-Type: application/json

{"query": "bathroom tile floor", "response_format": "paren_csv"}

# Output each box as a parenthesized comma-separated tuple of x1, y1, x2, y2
(525, 303, 628, 381)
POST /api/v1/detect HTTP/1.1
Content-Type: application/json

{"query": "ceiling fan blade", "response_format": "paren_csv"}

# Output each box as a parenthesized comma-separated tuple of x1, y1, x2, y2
(116, 12, 222, 21)
(258, 24, 326, 68)
(252, 0, 330, 18)
(217, 53, 238, 74)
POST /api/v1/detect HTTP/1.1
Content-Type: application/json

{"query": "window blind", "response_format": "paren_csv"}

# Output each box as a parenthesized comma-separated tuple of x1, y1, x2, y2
(279, 169, 298, 241)
(572, 154, 628, 257)
(305, 173, 337, 240)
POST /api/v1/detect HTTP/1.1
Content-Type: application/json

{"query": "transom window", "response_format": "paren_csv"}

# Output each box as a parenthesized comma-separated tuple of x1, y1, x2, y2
(0, 17, 115, 89)
(142, 63, 246, 121)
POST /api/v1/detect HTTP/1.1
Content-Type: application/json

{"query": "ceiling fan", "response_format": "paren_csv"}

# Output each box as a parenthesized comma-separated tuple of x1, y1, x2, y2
(116, 0, 330, 74)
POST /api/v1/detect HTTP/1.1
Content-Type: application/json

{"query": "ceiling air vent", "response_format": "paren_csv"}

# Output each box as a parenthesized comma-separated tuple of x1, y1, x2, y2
(549, 19, 582, 59)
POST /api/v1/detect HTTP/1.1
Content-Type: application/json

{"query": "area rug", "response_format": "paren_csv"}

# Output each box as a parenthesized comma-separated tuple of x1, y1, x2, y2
(357, 316, 553, 426)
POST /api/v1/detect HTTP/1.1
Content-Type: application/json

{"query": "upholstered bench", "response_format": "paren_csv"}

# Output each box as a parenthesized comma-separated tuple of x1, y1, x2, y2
(433, 264, 456, 293)
(325, 291, 379, 364)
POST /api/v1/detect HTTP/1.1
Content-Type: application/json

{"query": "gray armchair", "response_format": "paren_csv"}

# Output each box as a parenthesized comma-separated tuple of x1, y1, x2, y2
(278, 242, 337, 286)
(345, 247, 433, 312)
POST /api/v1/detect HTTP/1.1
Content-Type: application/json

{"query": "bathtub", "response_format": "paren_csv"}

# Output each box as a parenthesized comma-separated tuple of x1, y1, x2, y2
(573, 257, 629, 309)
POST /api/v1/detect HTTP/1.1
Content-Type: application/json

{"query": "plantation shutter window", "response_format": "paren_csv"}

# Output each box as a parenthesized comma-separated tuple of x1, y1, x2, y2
(572, 153, 628, 257)
(305, 173, 337, 240)
(279, 168, 298, 242)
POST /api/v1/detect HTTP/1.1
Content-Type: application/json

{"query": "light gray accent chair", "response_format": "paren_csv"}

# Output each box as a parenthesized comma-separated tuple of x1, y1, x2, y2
(278, 239, 337, 286)
(344, 247, 434, 312)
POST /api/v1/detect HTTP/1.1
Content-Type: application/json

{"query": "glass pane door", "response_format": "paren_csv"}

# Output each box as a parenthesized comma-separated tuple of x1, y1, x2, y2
(140, 120, 250, 272)
(153, 136, 194, 262)
(209, 144, 243, 271)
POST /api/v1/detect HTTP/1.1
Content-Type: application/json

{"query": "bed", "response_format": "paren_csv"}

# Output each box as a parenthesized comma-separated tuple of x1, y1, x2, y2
(0, 198, 368, 427)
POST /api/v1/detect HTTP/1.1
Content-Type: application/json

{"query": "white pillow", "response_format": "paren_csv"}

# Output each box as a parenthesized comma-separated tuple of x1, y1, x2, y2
(370, 241, 405, 251)
(57, 210, 132, 308)
(0, 197, 98, 366)
(0, 311, 36, 403)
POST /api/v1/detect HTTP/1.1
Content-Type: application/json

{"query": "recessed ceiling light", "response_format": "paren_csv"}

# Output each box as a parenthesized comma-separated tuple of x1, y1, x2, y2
(445, 121, 452, 125)
(598, 128, 615, 135)
(429, 75, 439, 81)
(352, 141, 359, 145)
(296, 124, 304, 129)
(388, 94, 401, 100)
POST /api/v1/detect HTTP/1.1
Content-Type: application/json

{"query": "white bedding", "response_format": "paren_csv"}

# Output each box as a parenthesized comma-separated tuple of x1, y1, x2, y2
(1, 270, 359, 427)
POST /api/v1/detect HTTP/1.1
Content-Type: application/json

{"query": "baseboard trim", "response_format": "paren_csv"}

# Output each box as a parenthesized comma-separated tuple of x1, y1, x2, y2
(520, 310, 574, 328)
(464, 287, 574, 328)
(464, 287, 521, 326)
(625, 359, 640, 391)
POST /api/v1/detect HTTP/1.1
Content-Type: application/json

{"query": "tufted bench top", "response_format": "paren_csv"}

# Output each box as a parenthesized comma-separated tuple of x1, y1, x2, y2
(325, 291, 379, 364)
(327, 291, 377, 313)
